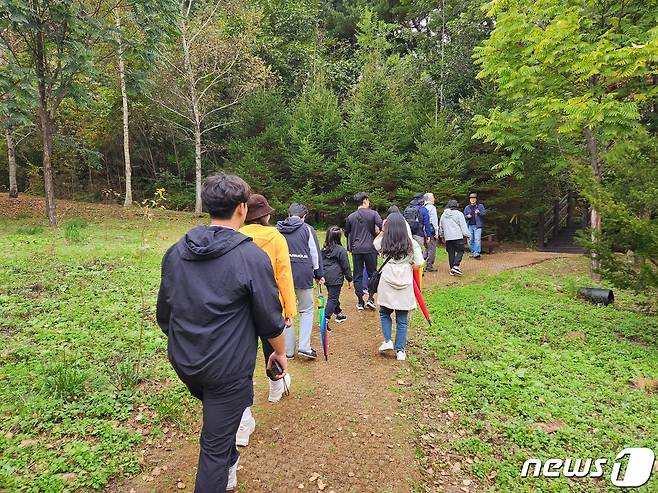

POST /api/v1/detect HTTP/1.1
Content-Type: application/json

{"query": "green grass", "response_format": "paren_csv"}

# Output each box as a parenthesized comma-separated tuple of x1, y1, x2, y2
(419, 263, 658, 492)
(0, 213, 201, 491)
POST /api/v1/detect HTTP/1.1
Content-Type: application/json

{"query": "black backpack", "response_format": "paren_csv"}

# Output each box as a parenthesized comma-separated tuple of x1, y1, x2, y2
(403, 205, 422, 236)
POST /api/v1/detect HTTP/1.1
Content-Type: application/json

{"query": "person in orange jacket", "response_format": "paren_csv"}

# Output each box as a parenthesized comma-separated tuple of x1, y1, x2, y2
(236, 194, 296, 447)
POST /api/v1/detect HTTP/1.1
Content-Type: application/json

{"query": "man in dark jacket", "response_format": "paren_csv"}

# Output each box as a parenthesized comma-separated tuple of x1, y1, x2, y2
(276, 203, 324, 359)
(464, 192, 486, 259)
(344, 192, 383, 310)
(156, 174, 288, 492)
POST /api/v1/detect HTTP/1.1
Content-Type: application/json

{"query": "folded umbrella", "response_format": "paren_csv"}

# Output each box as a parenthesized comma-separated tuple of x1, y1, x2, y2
(413, 268, 431, 326)
(318, 285, 328, 361)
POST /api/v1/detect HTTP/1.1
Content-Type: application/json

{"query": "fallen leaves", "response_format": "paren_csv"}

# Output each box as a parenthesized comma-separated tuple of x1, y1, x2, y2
(530, 420, 566, 433)
(630, 377, 658, 393)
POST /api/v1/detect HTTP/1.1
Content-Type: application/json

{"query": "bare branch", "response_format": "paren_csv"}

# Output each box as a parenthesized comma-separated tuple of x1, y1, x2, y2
(200, 120, 235, 135)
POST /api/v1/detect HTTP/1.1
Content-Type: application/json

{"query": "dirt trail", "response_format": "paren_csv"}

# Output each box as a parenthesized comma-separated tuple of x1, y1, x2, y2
(110, 249, 571, 493)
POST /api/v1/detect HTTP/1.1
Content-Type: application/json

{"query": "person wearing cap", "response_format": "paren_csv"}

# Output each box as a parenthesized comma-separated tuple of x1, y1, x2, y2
(236, 193, 296, 447)
(276, 203, 325, 359)
(464, 193, 486, 259)
(439, 199, 470, 276)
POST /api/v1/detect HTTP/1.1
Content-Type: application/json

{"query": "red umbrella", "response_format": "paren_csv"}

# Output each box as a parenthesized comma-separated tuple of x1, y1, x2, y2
(413, 269, 431, 326)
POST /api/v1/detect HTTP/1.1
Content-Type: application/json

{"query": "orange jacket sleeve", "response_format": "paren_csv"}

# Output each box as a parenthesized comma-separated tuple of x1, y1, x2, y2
(274, 233, 297, 318)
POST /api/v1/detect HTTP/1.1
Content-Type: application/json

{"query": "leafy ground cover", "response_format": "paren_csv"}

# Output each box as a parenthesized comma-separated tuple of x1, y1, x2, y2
(413, 260, 658, 492)
(0, 211, 201, 491)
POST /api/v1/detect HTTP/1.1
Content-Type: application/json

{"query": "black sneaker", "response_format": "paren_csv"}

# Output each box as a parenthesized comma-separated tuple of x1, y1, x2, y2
(356, 303, 365, 311)
(451, 266, 463, 276)
(365, 300, 377, 310)
(473, 255, 481, 260)
(336, 313, 347, 323)
(298, 348, 317, 359)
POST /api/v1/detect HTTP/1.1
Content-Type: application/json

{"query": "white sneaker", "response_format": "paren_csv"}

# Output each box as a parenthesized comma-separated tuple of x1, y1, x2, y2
(268, 373, 291, 403)
(379, 340, 394, 352)
(235, 415, 255, 447)
(226, 456, 239, 490)
(396, 350, 407, 361)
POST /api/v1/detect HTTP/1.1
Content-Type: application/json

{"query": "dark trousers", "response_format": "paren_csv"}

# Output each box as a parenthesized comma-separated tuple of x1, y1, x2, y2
(260, 336, 275, 380)
(445, 239, 465, 269)
(325, 284, 343, 319)
(181, 376, 253, 492)
(352, 252, 377, 304)
(426, 236, 438, 269)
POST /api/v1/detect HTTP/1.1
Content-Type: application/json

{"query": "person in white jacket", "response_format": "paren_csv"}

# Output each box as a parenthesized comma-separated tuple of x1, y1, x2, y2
(438, 199, 471, 276)
(373, 212, 425, 361)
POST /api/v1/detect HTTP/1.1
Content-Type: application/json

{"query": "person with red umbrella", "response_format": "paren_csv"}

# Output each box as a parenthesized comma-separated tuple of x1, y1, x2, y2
(373, 213, 426, 361)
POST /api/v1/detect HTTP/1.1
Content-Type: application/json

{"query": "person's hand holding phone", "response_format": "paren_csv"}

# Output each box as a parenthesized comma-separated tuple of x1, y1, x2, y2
(267, 352, 288, 380)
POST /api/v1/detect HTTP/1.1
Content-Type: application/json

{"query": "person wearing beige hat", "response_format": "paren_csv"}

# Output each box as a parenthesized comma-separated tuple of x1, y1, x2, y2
(464, 192, 486, 259)
(236, 193, 296, 447)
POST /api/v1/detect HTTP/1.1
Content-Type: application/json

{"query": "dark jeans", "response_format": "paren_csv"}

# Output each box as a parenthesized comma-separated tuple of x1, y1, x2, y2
(352, 252, 377, 304)
(181, 376, 253, 493)
(445, 239, 465, 269)
(325, 284, 343, 319)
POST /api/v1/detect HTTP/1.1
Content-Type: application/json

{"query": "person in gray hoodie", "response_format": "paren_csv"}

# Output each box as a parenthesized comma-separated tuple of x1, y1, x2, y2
(276, 203, 324, 359)
(438, 199, 471, 276)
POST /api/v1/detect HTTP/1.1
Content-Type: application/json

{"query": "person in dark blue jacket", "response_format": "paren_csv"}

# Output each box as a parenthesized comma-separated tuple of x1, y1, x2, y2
(156, 174, 288, 492)
(276, 203, 325, 359)
(464, 192, 486, 259)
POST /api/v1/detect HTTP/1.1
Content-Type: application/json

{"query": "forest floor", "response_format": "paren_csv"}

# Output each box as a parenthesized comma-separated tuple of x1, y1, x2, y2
(2, 195, 656, 493)
(108, 242, 569, 492)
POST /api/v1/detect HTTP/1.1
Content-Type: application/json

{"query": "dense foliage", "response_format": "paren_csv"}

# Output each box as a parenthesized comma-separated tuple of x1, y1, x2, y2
(1, 0, 657, 285)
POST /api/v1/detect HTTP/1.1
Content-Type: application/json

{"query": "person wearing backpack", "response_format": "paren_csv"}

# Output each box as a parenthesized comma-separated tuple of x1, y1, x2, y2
(321, 226, 353, 325)
(403, 194, 432, 256)
(439, 199, 471, 276)
(344, 192, 383, 311)
(373, 213, 425, 361)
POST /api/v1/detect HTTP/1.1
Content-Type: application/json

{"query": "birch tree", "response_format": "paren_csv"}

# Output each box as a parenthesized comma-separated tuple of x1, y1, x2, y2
(0, 24, 33, 199)
(112, 0, 177, 208)
(154, 0, 269, 213)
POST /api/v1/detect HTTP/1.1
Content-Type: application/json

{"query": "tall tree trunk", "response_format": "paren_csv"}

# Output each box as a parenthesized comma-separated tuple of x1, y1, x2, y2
(584, 127, 603, 281)
(194, 122, 202, 213)
(6, 125, 18, 198)
(34, 20, 57, 226)
(182, 32, 203, 213)
(115, 8, 132, 208)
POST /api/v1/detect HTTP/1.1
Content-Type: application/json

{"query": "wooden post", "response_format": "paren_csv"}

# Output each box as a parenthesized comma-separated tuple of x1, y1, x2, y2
(538, 212, 545, 249)
(553, 201, 560, 242)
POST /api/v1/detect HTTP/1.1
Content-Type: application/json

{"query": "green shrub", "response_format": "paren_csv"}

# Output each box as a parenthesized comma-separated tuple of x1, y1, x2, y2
(15, 225, 44, 235)
(44, 360, 88, 401)
(63, 218, 89, 244)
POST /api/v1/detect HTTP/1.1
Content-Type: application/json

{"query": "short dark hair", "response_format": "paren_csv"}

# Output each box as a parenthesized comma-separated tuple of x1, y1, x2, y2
(354, 192, 369, 206)
(201, 174, 251, 219)
(288, 202, 308, 218)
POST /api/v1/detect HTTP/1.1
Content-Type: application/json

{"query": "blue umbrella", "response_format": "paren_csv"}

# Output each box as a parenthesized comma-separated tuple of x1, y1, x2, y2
(318, 285, 328, 361)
